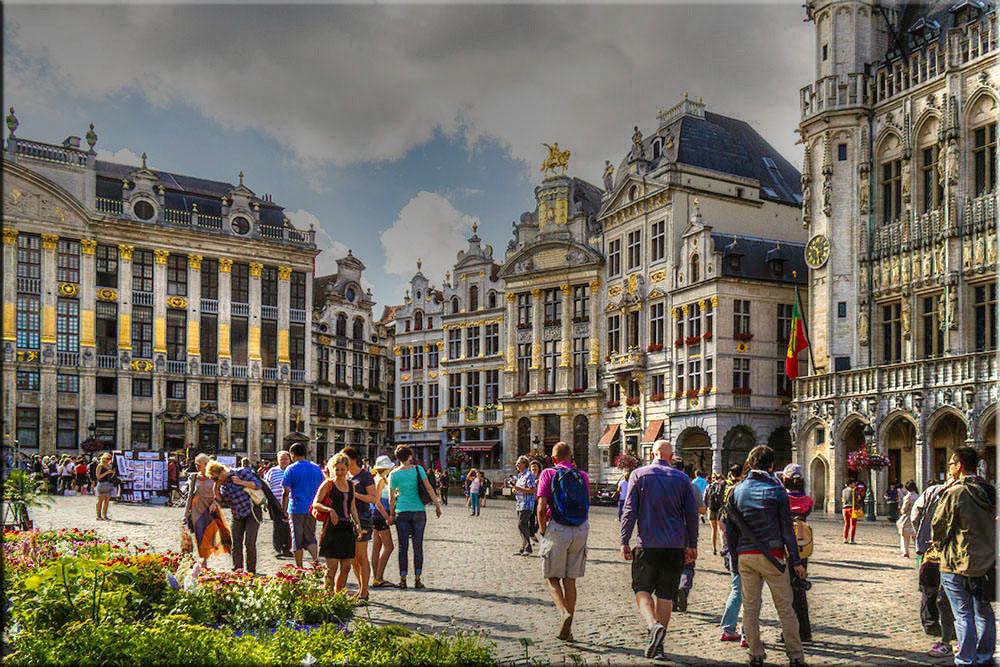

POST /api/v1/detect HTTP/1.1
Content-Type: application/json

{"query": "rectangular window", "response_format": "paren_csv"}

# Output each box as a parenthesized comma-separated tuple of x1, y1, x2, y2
(261, 420, 277, 453)
(96, 301, 117, 356)
(166, 309, 186, 361)
(705, 300, 714, 337)
(232, 263, 250, 304)
(733, 357, 751, 390)
(133, 249, 154, 293)
(607, 314, 621, 353)
(838, 143, 847, 161)
(973, 123, 998, 195)
(466, 326, 481, 357)
(626, 229, 642, 270)
(689, 359, 701, 392)
(834, 356, 851, 372)
(921, 146, 943, 213)
(649, 302, 664, 347)
(17, 233, 41, 282)
(16, 408, 39, 449)
(652, 374, 665, 397)
(447, 329, 461, 359)
(16, 369, 39, 391)
(608, 238, 622, 276)
(96, 244, 118, 288)
(261, 385, 277, 405)
(412, 384, 424, 417)
(688, 304, 701, 339)
(542, 340, 560, 392)
(427, 346, 439, 369)
(231, 418, 248, 452)
(16, 293, 40, 350)
(131, 413, 152, 450)
(368, 356, 380, 390)
(572, 336, 588, 391)
(318, 347, 329, 384)
(353, 351, 364, 384)
(56, 409, 78, 450)
(201, 258, 219, 300)
(625, 310, 640, 349)
(200, 382, 218, 401)
(485, 323, 499, 355)
(448, 374, 461, 409)
(572, 285, 590, 320)
(777, 303, 793, 343)
(261, 266, 278, 307)
(543, 288, 561, 324)
(57, 373, 79, 393)
(882, 302, 902, 363)
(166, 380, 185, 400)
(650, 220, 665, 262)
(516, 342, 531, 394)
(290, 272, 307, 311)
(335, 349, 347, 384)
(261, 321, 277, 368)
(400, 386, 411, 419)
(201, 315, 218, 364)
(290, 324, 305, 371)
(517, 293, 532, 327)
(777, 359, 792, 395)
(166, 255, 187, 296)
(485, 369, 500, 404)
(231, 317, 248, 365)
(734, 299, 751, 336)
(881, 159, 903, 224)
(57, 238, 80, 284)
(232, 384, 248, 403)
(705, 357, 714, 390)
(974, 283, 997, 351)
(290, 388, 305, 407)
(57, 298, 79, 353)
(676, 362, 684, 393)
(921, 295, 944, 358)
(428, 383, 439, 415)
(132, 378, 152, 397)
(96, 376, 117, 395)
(837, 301, 847, 318)
(466, 371, 480, 406)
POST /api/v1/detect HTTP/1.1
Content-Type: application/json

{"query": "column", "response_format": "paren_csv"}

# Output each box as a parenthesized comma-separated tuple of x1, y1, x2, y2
(587, 409, 603, 482)
(277, 266, 291, 368)
(79, 239, 97, 445)
(40, 234, 58, 453)
(248, 263, 262, 367)
(559, 413, 572, 447)
(558, 283, 571, 392)
(185, 255, 202, 445)
(530, 414, 543, 452)
(502, 415, 517, 470)
(218, 380, 232, 448)
(152, 250, 169, 450)
(914, 437, 928, 492)
(2, 229, 18, 446)
(217, 258, 232, 369)
(530, 288, 542, 393)
(117, 245, 134, 447)
(588, 279, 600, 389)
(504, 293, 516, 372)
(277, 386, 290, 446)
(248, 384, 261, 459)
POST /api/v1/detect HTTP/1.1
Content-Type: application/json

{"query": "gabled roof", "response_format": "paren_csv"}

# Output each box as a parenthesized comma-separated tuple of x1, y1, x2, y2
(710, 233, 807, 285)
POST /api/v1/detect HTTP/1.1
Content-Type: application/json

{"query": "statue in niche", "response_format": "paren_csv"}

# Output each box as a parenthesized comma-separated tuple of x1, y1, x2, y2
(603, 160, 614, 191)
(947, 284, 957, 329)
(822, 175, 832, 217)
(901, 159, 912, 205)
(858, 308, 869, 346)
(901, 297, 912, 339)
(631, 126, 645, 160)
(801, 175, 812, 222)
(859, 171, 870, 215)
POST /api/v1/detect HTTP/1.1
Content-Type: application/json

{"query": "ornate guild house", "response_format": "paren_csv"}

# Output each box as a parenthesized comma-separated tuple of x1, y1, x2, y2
(792, 0, 997, 511)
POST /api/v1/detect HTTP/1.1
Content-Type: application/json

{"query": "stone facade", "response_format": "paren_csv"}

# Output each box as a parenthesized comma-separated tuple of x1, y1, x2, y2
(3, 121, 317, 458)
(311, 252, 388, 463)
(793, 0, 998, 511)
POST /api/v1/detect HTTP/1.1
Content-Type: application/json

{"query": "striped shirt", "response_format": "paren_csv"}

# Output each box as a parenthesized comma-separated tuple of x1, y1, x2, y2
(266, 466, 285, 498)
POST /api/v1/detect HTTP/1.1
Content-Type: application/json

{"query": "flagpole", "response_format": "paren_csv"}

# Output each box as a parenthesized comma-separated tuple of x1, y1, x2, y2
(792, 271, 816, 376)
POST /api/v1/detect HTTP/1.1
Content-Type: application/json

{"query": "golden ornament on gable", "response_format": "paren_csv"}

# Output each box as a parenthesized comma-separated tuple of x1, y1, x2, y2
(608, 285, 622, 298)
(17, 350, 38, 362)
(96, 288, 118, 302)
(131, 359, 154, 372)
(166, 296, 188, 310)
(58, 282, 79, 297)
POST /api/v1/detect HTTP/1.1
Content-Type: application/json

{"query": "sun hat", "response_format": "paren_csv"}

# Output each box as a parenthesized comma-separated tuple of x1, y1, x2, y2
(374, 455, 394, 470)
(781, 463, 804, 479)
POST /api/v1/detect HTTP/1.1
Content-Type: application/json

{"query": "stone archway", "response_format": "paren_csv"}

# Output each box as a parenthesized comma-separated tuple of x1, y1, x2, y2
(841, 419, 868, 484)
(722, 426, 755, 473)
(767, 427, 793, 470)
(677, 427, 712, 476)
(809, 456, 828, 512)
(982, 412, 997, 478)
(929, 411, 968, 483)
(517, 418, 531, 456)
(883, 417, 917, 486)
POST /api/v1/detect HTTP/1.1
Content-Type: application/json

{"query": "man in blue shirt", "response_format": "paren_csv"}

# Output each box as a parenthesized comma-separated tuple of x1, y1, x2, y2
(692, 469, 708, 524)
(281, 442, 325, 567)
(512, 455, 537, 556)
(621, 439, 699, 660)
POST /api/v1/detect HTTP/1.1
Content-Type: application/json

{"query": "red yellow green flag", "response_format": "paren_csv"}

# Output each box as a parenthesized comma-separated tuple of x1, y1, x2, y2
(785, 295, 809, 380)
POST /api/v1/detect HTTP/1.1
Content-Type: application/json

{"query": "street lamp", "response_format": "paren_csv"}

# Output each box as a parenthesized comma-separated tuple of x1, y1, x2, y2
(863, 423, 877, 521)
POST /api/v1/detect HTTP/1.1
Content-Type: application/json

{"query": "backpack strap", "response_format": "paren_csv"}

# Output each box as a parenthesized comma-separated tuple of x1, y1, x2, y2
(725, 493, 786, 574)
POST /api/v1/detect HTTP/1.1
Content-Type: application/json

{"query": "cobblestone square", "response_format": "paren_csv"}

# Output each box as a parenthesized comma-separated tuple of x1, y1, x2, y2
(32, 495, 955, 666)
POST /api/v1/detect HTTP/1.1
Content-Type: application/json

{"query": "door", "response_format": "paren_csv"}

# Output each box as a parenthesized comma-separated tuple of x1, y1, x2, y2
(164, 422, 186, 453)
(198, 424, 219, 455)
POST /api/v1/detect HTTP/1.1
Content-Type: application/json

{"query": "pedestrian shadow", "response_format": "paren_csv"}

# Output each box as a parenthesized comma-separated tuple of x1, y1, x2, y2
(813, 558, 912, 572)
(432, 587, 551, 607)
(807, 574, 880, 584)
(424, 537, 475, 544)
(367, 601, 525, 634)
(797, 639, 934, 665)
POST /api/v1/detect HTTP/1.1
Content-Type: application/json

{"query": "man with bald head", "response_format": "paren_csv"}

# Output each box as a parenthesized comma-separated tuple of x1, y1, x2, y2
(621, 439, 700, 660)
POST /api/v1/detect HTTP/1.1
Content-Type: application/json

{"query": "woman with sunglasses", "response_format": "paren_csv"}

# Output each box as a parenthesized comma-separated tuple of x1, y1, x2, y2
(207, 461, 262, 574)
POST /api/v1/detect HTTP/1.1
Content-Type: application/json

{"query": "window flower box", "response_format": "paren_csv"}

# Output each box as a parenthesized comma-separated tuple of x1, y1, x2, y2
(540, 389, 555, 395)
(605, 355, 612, 361)
(335, 382, 350, 390)
(517, 323, 533, 330)
(685, 336, 700, 346)
(514, 391, 527, 397)
(674, 338, 684, 348)
(685, 389, 700, 398)
(626, 397, 640, 406)
(650, 392, 665, 402)
(733, 387, 753, 396)
(702, 332, 713, 341)
(606, 400, 620, 408)
(734, 332, 754, 342)
(647, 343, 664, 352)
(572, 387, 586, 393)
(674, 391, 683, 399)
(572, 316, 590, 323)
(543, 320, 561, 327)
(702, 385, 713, 395)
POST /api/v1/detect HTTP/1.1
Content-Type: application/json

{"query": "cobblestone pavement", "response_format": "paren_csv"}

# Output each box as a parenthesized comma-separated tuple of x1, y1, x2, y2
(32, 495, 967, 666)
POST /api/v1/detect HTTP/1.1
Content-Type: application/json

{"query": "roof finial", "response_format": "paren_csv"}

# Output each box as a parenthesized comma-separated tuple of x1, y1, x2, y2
(141, 152, 147, 169)
(416, 257, 422, 271)
(86, 123, 97, 151)
(238, 170, 244, 186)
(472, 222, 478, 236)
(5, 107, 18, 137)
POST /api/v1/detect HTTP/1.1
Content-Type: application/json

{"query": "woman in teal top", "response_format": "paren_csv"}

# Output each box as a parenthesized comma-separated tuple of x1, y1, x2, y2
(389, 445, 442, 589)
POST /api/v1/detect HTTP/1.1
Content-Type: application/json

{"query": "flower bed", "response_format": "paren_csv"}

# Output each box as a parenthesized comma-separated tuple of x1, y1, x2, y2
(4, 530, 494, 666)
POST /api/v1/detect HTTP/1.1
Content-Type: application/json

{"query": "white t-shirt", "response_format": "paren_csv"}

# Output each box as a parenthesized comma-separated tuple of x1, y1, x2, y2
(470, 479, 481, 494)
(63, 463, 76, 476)
(618, 478, 629, 500)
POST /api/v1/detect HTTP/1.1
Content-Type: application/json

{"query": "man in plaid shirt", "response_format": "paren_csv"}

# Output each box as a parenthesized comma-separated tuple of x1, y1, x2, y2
(209, 462, 262, 573)
(266, 451, 293, 558)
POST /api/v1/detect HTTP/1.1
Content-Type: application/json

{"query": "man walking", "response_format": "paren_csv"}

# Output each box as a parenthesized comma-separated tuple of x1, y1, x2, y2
(671, 456, 707, 613)
(621, 439, 699, 660)
(725, 445, 807, 667)
(512, 456, 537, 556)
(692, 469, 708, 524)
(536, 441, 590, 641)
(267, 450, 293, 558)
(931, 446, 996, 666)
(281, 443, 325, 567)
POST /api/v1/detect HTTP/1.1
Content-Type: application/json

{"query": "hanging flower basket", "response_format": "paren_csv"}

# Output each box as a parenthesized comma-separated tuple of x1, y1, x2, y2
(614, 451, 642, 471)
(847, 443, 891, 471)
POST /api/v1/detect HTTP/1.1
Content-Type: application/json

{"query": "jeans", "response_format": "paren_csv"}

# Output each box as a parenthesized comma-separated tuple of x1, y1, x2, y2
(739, 553, 803, 662)
(395, 510, 427, 577)
(272, 514, 291, 555)
(518, 509, 534, 549)
(231, 506, 262, 573)
(469, 492, 480, 515)
(440, 488, 448, 505)
(720, 567, 743, 633)
(941, 571, 996, 665)
(618, 499, 625, 521)
(792, 558, 812, 639)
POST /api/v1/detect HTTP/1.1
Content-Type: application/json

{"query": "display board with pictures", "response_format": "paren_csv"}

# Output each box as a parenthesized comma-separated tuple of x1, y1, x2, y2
(113, 451, 168, 501)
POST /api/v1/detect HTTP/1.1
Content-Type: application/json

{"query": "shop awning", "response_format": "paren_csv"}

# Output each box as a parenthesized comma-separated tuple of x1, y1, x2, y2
(641, 420, 665, 445)
(457, 441, 499, 453)
(597, 424, 620, 448)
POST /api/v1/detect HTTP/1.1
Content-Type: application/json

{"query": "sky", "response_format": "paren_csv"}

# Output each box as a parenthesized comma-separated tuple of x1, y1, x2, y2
(3, 3, 813, 309)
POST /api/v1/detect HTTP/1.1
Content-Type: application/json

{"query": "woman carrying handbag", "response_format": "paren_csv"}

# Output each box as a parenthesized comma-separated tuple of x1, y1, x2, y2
(312, 453, 361, 594)
(842, 479, 862, 544)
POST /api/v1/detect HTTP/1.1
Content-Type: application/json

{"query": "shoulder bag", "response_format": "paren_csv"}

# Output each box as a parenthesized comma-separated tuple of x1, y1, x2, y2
(416, 466, 433, 506)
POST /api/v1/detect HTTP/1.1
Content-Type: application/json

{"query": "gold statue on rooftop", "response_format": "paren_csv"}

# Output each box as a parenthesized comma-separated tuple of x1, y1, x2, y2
(541, 143, 570, 176)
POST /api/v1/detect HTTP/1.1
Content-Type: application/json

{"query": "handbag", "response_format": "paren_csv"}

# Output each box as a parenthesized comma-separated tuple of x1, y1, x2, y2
(246, 486, 266, 506)
(851, 491, 864, 520)
(180, 525, 194, 554)
(416, 465, 432, 506)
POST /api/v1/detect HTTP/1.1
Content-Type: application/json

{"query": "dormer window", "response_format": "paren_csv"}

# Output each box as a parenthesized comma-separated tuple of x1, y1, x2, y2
(488, 291, 497, 309)
(629, 185, 637, 201)
(689, 254, 700, 283)
(452, 297, 460, 314)
(770, 259, 786, 277)
(414, 311, 423, 330)
(416, 291, 422, 300)
(469, 285, 479, 311)
(728, 255, 742, 273)
(652, 139, 661, 160)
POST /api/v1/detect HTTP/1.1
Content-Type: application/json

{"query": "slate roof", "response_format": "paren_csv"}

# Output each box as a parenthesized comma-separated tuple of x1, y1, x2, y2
(710, 233, 807, 285)
(313, 273, 338, 310)
(887, 0, 991, 59)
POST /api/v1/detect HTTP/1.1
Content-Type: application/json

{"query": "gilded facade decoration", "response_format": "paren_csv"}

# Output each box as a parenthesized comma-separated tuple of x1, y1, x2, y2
(41, 233, 58, 250)
(166, 296, 187, 310)
(153, 249, 170, 264)
(96, 288, 118, 302)
(118, 244, 134, 261)
(57, 282, 78, 297)
(187, 254, 202, 269)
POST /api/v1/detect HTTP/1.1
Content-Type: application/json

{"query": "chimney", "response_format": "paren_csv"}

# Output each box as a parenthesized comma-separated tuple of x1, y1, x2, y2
(62, 136, 81, 149)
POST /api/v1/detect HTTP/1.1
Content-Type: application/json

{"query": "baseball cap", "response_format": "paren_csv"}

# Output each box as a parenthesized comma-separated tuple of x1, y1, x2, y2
(781, 463, 803, 479)
(374, 455, 394, 470)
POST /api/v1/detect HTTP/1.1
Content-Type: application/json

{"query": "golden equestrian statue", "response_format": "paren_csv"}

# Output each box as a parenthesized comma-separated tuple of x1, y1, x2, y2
(540, 143, 571, 176)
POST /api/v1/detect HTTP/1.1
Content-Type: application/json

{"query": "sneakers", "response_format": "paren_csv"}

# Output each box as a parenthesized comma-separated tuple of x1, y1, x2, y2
(741, 635, 749, 648)
(927, 642, 952, 657)
(747, 656, 765, 667)
(789, 659, 808, 667)
(674, 589, 688, 612)
(720, 631, 741, 642)
(645, 622, 666, 658)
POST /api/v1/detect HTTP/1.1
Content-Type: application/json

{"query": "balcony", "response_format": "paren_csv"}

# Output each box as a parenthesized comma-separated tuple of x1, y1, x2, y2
(291, 369, 306, 383)
(231, 365, 248, 379)
(96, 197, 123, 215)
(133, 291, 153, 307)
(13, 138, 89, 167)
(57, 351, 78, 367)
(97, 355, 117, 369)
(17, 277, 40, 294)
(261, 305, 279, 320)
(483, 406, 499, 422)
(201, 298, 218, 314)
(607, 349, 647, 375)
(232, 302, 250, 317)
(262, 367, 278, 380)
(166, 360, 186, 374)
(201, 362, 218, 377)
(799, 72, 870, 120)
(446, 407, 461, 425)
(290, 309, 307, 323)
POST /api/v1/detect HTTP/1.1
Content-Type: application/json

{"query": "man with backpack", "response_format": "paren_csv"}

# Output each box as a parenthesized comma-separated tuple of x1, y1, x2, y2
(706, 473, 727, 556)
(621, 439, 699, 660)
(535, 441, 590, 642)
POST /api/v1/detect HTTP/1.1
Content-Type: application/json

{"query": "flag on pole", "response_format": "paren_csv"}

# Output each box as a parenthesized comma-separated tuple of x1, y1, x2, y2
(785, 292, 810, 381)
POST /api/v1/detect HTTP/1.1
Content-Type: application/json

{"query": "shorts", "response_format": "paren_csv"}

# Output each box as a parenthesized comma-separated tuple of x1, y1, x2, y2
(291, 514, 318, 551)
(709, 509, 721, 521)
(75, 473, 88, 487)
(631, 547, 685, 600)
(356, 517, 373, 543)
(373, 513, 389, 532)
(97, 481, 115, 497)
(539, 520, 589, 579)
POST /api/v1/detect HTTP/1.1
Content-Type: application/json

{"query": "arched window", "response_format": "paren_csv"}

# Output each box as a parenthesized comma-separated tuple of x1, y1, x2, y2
(414, 311, 423, 330)
(652, 139, 661, 160)
(690, 254, 700, 283)
(517, 418, 531, 456)
(487, 291, 497, 309)
(335, 314, 347, 338)
(877, 134, 903, 225)
(469, 286, 479, 311)
(969, 94, 998, 196)
(452, 297, 460, 314)
(915, 115, 942, 214)
(352, 317, 364, 340)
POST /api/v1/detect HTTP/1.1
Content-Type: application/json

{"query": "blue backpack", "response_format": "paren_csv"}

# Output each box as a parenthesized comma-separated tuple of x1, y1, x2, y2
(550, 467, 589, 526)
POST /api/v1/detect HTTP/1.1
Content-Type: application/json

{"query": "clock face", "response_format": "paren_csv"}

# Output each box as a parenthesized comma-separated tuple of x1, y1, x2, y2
(805, 235, 831, 269)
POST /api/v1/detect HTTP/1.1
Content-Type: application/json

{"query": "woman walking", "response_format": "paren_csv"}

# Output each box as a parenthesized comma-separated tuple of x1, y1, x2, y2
(370, 455, 397, 588)
(208, 461, 262, 574)
(842, 479, 861, 544)
(95, 453, 115, 520)
(184, 454, 231, 568)
(782, 463, 815, 643)
(896, 480, 919, 558)
(312, 453, 360, 593)
(617, 470, 630, 521)
(467, 469, 482, 516)
(528, 460, 543, 542)
(389, 445, 442, 589)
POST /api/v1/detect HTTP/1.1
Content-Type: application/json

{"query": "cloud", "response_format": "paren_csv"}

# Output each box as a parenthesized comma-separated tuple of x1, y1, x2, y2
(380, 191, 478, 291)
(4, 5, 811, 184)
(96, 147, 143, 167)
(286, 208, 374, 292)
